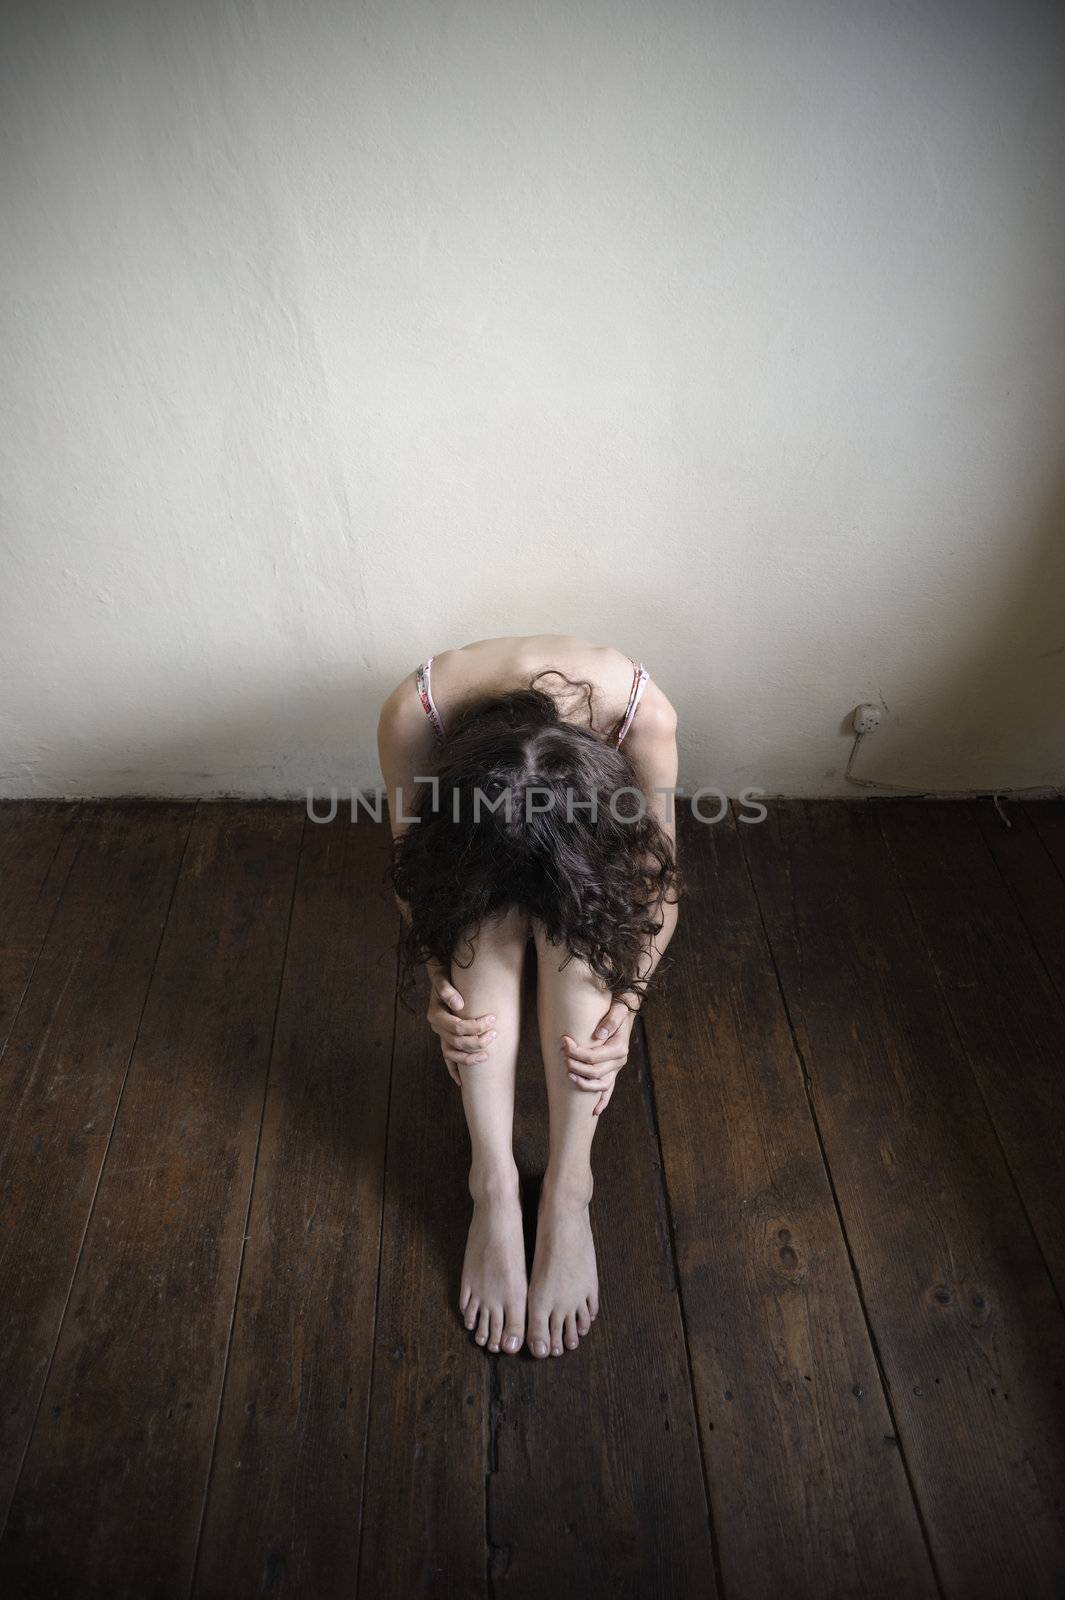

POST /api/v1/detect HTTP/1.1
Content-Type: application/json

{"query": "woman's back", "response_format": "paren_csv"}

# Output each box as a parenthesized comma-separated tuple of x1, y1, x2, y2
(404, 633, 651, 746)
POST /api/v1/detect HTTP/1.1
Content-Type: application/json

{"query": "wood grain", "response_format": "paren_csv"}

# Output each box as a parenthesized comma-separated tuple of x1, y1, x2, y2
(486, 945, 717, 1599)
(977, 799, 1065, 1009)
(357, 963, 489, 1600)
(879, 800, 1065, 1298)
(0, 801, 82, 1057)
(639, 804, 937, 1599)
(0, 804, 303, 1599)
(742, 800, 1065, 1598)
(192, 815, 397, 1598)
(1, 798, 1063, 1596)
(0, 803, 191, 1515)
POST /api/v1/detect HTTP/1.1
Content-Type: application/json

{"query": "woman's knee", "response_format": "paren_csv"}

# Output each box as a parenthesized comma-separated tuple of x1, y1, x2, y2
(530, 915, 584, 961)
(530, 918, 605, 997)
(456, 904, 531, 965)
(484, 904, 531, 946)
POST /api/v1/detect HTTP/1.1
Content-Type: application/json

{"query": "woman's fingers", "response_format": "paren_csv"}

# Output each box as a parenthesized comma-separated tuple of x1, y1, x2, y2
(430, 1017, 497, 1049)
(431, 975, 465, 1012)
(428, 1012, 496, 1051)
(448, 1015, 497, 1037)
(561, 1031, 626, 1094)
(565, 1058, 623, 1081)
(445, 1046, 486, 1074)
(568, 1068, 619, 1093)
(429, 1007, 496, 1035)
(591, 996, 639, 1042)
(560, 1036, 628, 1071)
(450, 1029, 497, 1056)
(591, 1007, 627, 1042)
(424, 965, 500, 1081)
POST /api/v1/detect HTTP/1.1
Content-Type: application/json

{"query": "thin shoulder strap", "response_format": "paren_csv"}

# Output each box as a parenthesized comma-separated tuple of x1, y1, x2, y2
(416, 656, 446, 742)
(616, 658, 650, 746)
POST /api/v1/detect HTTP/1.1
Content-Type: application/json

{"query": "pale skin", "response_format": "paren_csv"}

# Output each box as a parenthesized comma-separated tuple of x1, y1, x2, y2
(377, 635, 679, 1358)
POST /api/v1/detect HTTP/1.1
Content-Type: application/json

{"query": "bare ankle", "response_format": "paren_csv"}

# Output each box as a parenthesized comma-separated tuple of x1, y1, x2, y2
(542, 1167, 594, 1207)
(469, 1161, 521, 1203)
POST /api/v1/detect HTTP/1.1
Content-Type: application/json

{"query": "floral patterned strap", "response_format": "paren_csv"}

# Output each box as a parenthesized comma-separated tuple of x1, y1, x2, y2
(416, 656, 446, 742)
(616, 658, 650, 746)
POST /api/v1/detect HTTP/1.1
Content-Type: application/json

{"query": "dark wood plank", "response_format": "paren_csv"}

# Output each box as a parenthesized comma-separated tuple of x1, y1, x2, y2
(880, 801, 1065, 1299)
(0, 802, 82, 1056)
(192, 815, 396, 1598)
(638, 807, 937, 1599)
(742, 800, 1065, 1598)
(486, 947, 717, 1598)
(978, 801, 1065, 1009)
(0, 803, 304, 1600)
(357, 964, 488, 1600)
(0, 803, 191, 1515)
(1030, 799, 1065, 881)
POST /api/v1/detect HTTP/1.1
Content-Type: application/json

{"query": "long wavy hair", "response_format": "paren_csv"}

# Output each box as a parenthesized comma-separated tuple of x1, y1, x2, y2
(390, 668, 681, 1014)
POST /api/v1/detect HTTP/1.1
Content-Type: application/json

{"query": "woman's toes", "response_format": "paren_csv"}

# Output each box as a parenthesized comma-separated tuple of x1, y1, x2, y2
(474, 1305, 490, 1346)
(563, 1312, 579, 1350)
(464, 1298, 479, 1332)
(459, 1284, 472, 1315)
(527, 1312, 550, 1359)
(502, 1307, 524, 1354)
(588, 1295, 599, 1320)
(575, 1302, 591, 1336)
(548, 1311, 564, 1356)
(487, 1307, 504, 1354)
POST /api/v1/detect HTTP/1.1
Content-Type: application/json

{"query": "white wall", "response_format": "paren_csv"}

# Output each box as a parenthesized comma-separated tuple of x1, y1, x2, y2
(2, 0, 1064, 801)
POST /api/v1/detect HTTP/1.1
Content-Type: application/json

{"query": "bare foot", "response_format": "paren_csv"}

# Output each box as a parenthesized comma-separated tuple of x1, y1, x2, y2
(459, 1171, 527, 1354)
(526, 1175, 599, 1358)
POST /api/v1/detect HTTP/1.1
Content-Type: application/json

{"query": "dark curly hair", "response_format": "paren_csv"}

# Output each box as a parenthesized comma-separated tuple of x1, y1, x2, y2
(390, 669, 681, 1014)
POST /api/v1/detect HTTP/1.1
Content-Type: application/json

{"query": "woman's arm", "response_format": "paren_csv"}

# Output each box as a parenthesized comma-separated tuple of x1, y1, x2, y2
(376, 672, 439, 850)
(376, 670, 442, 930)
(377, 673, 496, 1075)
(613, 685, 680, 1008)
(561, 685, 680, 1114)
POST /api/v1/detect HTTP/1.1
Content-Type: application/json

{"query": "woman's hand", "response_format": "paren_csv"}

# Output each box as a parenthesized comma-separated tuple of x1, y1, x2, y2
(561, 993, 640, 1117)
(426, 959, 497, 1087)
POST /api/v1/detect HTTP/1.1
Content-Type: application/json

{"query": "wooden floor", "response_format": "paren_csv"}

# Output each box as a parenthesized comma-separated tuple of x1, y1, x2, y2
(0, 798, 1064, 1599)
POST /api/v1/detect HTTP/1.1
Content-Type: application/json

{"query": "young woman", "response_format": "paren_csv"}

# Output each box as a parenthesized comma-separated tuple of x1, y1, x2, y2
(376, 635, 680, 1360)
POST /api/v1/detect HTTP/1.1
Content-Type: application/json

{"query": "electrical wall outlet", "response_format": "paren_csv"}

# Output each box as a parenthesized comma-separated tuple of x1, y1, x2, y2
(852, 704, 882, 735)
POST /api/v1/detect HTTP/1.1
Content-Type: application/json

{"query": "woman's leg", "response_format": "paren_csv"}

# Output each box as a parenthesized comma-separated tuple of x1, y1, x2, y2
(527, 918, 606, 1358)
(451, 905, 529, 1355)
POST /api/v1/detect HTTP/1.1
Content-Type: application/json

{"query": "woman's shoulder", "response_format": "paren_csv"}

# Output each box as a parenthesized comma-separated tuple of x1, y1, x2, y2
(627, 678, 677, 736)
(377, 662, 424, 730)
(383, 636, 670, 736)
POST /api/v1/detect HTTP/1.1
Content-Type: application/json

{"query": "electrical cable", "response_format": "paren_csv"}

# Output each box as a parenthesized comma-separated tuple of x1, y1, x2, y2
(844, 730, 1062, 827)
